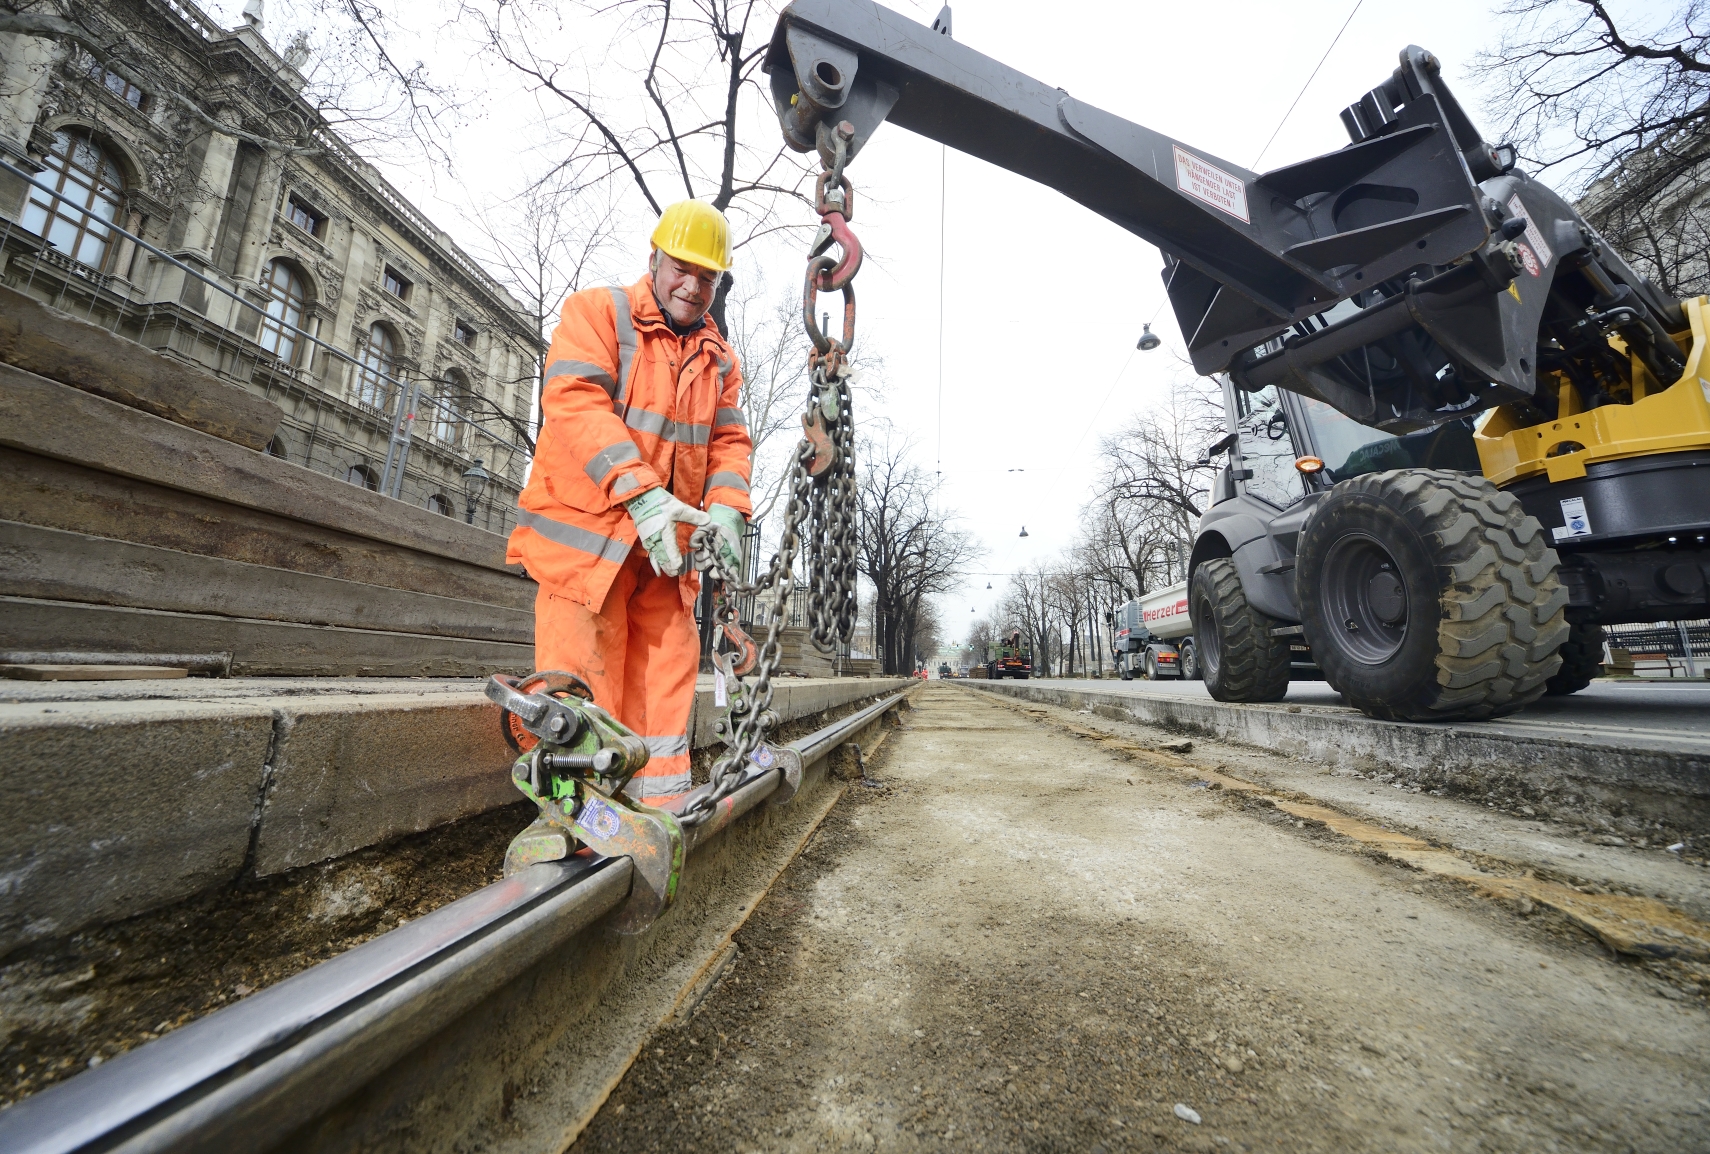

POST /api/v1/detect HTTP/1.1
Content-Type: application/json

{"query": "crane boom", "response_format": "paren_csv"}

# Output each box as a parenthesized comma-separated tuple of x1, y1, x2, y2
(765, 0, 1687, 433)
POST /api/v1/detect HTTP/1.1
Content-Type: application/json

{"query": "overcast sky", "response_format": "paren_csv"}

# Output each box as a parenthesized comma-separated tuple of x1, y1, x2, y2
(213, 0, 1652, 644)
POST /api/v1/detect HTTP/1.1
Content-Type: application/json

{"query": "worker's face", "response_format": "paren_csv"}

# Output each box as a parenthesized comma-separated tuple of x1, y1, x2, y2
(651, 251, 721, 326)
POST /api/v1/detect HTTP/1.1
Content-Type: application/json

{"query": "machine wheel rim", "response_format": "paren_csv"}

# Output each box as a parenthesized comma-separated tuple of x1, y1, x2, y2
(1198, 600, 1221, 679)
(1321, 531, 1409, 665)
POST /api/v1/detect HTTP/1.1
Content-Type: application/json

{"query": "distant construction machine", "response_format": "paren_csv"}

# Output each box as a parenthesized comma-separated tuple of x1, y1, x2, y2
(985, 629, 1033, 680)
(766, 1, 1709, 722)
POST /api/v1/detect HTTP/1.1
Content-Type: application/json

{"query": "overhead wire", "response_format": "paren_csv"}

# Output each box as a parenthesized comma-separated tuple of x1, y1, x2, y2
(1250, 0, 1365, 171)
(936, 142, 946, 475)
(982, 1, 1367, 608)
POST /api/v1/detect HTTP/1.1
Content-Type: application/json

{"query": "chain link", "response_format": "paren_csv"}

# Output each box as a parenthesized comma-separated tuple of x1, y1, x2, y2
(678, 123, 863, 827)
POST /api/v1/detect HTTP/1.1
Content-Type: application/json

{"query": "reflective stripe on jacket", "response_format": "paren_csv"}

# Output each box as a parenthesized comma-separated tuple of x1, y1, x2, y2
(507, 275, 754, 609)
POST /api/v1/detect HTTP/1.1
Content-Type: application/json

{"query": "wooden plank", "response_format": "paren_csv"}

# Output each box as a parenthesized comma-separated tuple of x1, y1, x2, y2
(0, 447, 535, 610)
(0, 520, 534, 643)
(0, 664, 189, 680)
(0, 363, 518, 572)
(0, 282, 283, 450)
(0, 596, 535, 677)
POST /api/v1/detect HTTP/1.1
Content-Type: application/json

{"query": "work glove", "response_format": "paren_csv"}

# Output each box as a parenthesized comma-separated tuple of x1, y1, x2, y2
(698, 503, 747, 578)
(624, 487, 709, 577)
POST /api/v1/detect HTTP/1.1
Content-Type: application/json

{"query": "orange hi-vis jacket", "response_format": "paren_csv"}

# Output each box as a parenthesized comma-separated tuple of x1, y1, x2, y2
(508, 276, 754, 609)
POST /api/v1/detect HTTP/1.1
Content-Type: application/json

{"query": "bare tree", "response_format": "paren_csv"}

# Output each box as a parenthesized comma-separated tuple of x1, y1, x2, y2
(1478, 0, 1710, 295)
(461, 172, 625, 451)
(856, 436, 983, 674)
(966, 615, 995, 666)
(998, 565, 1054, 680)
(1099, 376, 1224, 545)
(461, 0, 818, 328)
(1045, 562, 1096, 677)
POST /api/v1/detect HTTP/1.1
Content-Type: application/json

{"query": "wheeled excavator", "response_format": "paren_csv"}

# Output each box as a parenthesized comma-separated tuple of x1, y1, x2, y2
(764, 0, 1710, 722)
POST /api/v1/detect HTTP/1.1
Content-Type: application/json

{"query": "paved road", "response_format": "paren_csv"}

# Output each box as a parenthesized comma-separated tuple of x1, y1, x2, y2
(1008, 676, 1710, 756)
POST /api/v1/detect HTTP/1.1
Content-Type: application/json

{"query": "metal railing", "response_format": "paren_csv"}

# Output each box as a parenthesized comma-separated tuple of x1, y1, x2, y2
(0, 156, 533, 533)
(1605, 618, 1710, 678)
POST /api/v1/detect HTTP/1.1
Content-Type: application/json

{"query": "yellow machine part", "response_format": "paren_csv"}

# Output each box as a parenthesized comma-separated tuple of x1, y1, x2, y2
(1475, 295, 1710, 487)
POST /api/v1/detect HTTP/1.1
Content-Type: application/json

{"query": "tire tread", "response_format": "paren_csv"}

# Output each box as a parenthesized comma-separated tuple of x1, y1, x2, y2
(1192, 557, 1291, 703)
(1302, 468, 1567, 721)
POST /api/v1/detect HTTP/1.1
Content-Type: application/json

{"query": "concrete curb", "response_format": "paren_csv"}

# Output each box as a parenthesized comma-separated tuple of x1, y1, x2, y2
(0, 676, 912, 957)
(966, 681, 1710, 842)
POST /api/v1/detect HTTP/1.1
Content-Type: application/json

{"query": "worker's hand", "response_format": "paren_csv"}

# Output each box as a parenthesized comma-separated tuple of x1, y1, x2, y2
(696, 504, 747, 578)
(624, 488, 709, 577)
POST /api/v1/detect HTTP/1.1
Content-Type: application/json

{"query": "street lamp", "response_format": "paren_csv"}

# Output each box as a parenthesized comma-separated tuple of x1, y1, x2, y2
(1137, 323, 1162, 352)
(461, 458, 491, 525)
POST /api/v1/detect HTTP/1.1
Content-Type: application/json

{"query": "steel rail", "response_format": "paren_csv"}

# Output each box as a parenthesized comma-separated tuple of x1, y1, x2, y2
(0, 687, 912, 1154)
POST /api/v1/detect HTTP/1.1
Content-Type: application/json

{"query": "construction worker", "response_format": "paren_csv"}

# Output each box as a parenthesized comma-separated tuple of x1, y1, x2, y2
(507, 200, 753, 807)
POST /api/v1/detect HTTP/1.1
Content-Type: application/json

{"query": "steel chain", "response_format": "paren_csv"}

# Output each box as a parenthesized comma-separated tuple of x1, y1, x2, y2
(677, 123, 863, 827)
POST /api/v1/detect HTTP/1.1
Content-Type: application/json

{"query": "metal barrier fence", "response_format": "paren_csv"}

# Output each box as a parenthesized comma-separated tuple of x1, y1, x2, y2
(1605, 619, 1710, 678)
(0, 157, 532, 534)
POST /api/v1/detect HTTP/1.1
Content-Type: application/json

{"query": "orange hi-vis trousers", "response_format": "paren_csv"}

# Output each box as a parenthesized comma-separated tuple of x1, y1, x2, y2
(533, 549, 698, 807)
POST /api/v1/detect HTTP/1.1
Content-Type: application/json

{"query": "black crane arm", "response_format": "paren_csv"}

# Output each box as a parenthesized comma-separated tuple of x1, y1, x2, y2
(765, 0, 1688, 433)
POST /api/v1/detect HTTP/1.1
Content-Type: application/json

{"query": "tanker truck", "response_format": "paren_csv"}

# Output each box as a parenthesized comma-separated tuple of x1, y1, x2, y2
(1111, 584, 1192, 680)
(1112, 582, 1321, 681)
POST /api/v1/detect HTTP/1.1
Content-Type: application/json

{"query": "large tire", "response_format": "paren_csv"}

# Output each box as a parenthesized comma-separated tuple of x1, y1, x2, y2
(1545, 620, 1604, 695)
(1297, 469, 1568, 722)
(1190, 557, 1291, 703)
(1144, 651, 1159, 680)
(1180, 638, 1200, 681)
(1118, 655, 1134, 681)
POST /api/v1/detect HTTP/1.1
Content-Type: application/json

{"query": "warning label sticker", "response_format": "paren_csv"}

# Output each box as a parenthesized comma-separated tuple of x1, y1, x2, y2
(1174, 146, 1249, 223)
(1506, 195, 1553, 268)
(1552, 495, 1593, 542)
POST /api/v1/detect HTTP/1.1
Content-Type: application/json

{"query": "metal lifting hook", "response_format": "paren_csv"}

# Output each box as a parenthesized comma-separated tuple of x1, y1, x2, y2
(812, 171, 862, 291)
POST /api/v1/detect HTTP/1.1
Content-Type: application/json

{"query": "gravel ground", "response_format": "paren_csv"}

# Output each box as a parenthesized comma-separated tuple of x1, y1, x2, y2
(575, 684, 1710, 1153)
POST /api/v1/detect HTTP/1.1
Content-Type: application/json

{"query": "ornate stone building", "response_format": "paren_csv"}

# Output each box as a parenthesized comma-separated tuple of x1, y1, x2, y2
(0, 0, 539, 531)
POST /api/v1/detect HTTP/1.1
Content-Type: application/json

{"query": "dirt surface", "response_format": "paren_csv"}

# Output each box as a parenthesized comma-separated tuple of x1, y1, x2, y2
(0, 802, 531, 1110)
(0, 694, 887, 1114)
(576, 685, 1710, 1153)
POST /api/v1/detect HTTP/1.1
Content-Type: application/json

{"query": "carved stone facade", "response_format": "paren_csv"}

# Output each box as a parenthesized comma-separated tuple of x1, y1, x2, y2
(0, 0, 540, 532)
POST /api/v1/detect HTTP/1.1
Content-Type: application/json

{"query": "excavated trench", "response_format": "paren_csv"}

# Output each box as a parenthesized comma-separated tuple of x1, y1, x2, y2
(0, 696, 884, 1112)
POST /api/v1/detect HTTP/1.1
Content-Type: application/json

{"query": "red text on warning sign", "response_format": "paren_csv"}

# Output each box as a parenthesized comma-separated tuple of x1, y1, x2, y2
(1173, 145, 1250, 224)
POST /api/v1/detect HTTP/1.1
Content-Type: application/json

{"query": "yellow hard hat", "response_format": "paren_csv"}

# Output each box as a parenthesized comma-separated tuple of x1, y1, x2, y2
(650, 200, 732, 273)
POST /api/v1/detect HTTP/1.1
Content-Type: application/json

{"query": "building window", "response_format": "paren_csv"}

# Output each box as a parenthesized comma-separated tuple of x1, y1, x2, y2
(382, 266, 410, 300)
(258, 259, 306, 365)
(266, 435, 290, 460)
(345, 464, 378, 490)
(286, 196, 325, 238)
(354, 324, 395, 409)
(453, 319, 476, 346)
(102, 70, 146, 109)
(82, 55, 147, 109)
(21, 129, 124, 271)
(426, 493, 453, 516)
(429, 371, 464, 444)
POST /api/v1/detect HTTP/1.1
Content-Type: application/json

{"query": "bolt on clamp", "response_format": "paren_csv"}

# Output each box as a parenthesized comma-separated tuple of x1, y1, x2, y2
(487, 673, 685, 934)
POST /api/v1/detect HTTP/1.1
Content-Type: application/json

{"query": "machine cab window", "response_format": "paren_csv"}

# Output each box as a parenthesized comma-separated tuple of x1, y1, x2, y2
(1233, 384, 1305, 509)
